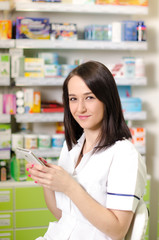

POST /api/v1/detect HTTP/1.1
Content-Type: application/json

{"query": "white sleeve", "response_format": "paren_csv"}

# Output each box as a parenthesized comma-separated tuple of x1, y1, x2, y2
(57, 140, 68, 166)
(106, 140, 147, 212)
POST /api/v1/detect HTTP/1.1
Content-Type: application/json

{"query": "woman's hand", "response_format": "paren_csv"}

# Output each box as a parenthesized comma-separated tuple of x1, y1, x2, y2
(26, 160, 75, 195)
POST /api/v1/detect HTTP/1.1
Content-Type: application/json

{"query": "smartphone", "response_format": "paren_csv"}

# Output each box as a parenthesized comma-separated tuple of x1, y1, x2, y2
(16, 147, 45, 166)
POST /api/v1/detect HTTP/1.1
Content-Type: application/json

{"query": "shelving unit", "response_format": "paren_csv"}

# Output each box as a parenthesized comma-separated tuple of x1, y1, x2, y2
(15, 76, 147, 86)
(0, 77, 10, 86)
(15, 39, 148, 50)
(0, 114, 11, 123)
(0, 1, 10, 11)
(15, 111, 146, 123)
(0, 40, 15, 49)
(15, 113, 64, 123)
(0, 2, 150, 239)
(15, 2, 148, 15)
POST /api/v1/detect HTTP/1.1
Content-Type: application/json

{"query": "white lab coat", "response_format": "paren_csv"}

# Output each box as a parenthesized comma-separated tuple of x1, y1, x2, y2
(36, 134, 147, 240)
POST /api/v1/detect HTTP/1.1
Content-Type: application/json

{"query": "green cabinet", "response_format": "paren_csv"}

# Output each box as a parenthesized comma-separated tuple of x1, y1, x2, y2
(0, 212, 13, 229)
(0, 230, 13, 240)
(0, 182, 56, 240)
(0, 189, 13, 211)
(15, 187, 47, 209)
(15, 209, 55, 228)
(15, 228, 47, 240)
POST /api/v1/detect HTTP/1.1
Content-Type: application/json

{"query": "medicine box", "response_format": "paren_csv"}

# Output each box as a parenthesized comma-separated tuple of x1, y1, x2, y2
(24, 88, 34, 113)
(24, 58, 44, 78)
(117, 86, 132, 98)
(0, 124, 11, 150)
(121, 97, 142, 112)
(44, 64, 61, 77)
(38, 52, 58, 64)
(33, 92, 41, 113)
(123, 57, 136, 78)
(107, 63, 124, 77)
(16, 17, 50, 39)
(130, 127, 146, 147)
(122, 21, 138, 41)
(96, 0, 117, 4)
(32, 0, 61, 2)
(50, 23, 77, 40)
(0, 54, 10, 78)
(117, 0, 148, 6)
(9, 48, 24, 78)
(0, 20, 12, 39)
(3, 94, 16, 115)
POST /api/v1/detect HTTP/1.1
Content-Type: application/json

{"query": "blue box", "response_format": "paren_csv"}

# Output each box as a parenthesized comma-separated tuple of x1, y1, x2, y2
(122, 20, 137, 41)
(121, 97, 142, 112)
(16, 17, 50, 39)
(117, 86, 132, 98)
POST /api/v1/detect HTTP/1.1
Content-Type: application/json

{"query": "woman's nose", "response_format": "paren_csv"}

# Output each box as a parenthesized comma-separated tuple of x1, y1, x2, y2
(77, 100, 86, 112)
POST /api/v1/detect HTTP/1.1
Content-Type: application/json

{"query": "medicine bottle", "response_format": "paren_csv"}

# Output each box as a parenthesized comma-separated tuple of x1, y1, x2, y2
(135, 58, 145, 77)
(137, 21, 146, 41)
(0, 161, 7, 181)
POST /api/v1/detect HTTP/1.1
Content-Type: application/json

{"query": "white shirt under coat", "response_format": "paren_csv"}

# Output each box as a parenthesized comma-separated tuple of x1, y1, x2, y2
(38, 133, 147, 240)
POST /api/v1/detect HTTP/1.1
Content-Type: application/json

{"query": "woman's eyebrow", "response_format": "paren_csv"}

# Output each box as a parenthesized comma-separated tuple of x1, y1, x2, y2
(68, 91, 93, 96)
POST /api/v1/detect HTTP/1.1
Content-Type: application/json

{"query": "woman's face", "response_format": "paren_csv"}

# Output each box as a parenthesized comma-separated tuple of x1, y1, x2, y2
(68, 75, 104, 132)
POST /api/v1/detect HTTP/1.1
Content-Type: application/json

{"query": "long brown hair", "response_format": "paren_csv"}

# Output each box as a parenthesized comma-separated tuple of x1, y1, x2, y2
(63, 61, 131, 152)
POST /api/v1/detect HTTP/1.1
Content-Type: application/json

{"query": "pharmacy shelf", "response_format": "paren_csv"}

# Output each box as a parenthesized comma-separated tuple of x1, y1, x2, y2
(15, 113, 64, 123)
(0, 1, 10, 11)
(15, 39, 148, 51)
(0, 77, 10, 86)
(15, 76, 147, 86)
(0, 40, 15, 49)
(32, 148, 61, 158)
(15, 77, 65, 86)
(15, 2, 148, 15)
(115, 77, 147, 86)
(124, 111, 147, 120)
(0, 114, 11, 123)
(0, 149, 10, 160)
(136, 146, 146, 155)
(15, 111, 146, 123)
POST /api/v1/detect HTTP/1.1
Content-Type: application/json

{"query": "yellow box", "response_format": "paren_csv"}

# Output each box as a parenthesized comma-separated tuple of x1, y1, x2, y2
(96, 0, 117, 4)
(24, 58, 44, 78)
(117, 0, 148, 5)
(33, 91, 41, 113)
(0, 20, 12, 40)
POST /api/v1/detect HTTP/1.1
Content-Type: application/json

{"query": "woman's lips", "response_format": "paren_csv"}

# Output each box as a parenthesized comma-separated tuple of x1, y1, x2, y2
(78, 115, 91, 120)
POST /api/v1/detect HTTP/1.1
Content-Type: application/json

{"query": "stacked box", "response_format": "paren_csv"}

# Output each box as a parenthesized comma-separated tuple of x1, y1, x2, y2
(16, 17, 50, 39)
(130, 127, 146, 148)
(0, 20, 12, 39)
(117, 0, 148, 6)
(0, 54, 10, 78)
(24, 58, 44, 78)
(0, 124, 11, 160)
(96, 0, 117, 4)
(84, 24, 112, 41)
(122, 20, 138, 41)
(50, 23, 77, 40)
(121, 97, 142, 112)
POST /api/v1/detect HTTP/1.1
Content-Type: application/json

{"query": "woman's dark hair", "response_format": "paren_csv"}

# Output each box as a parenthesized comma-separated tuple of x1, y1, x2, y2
(63, 60, 131, 152)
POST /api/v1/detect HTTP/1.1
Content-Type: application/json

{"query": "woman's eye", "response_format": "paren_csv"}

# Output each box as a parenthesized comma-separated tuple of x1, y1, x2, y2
(69, 97, 77, 101)
(86, 96, 95, 100)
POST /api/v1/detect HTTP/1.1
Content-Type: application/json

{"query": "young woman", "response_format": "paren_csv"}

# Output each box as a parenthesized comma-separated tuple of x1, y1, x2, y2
(26, 61, 147, 240)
